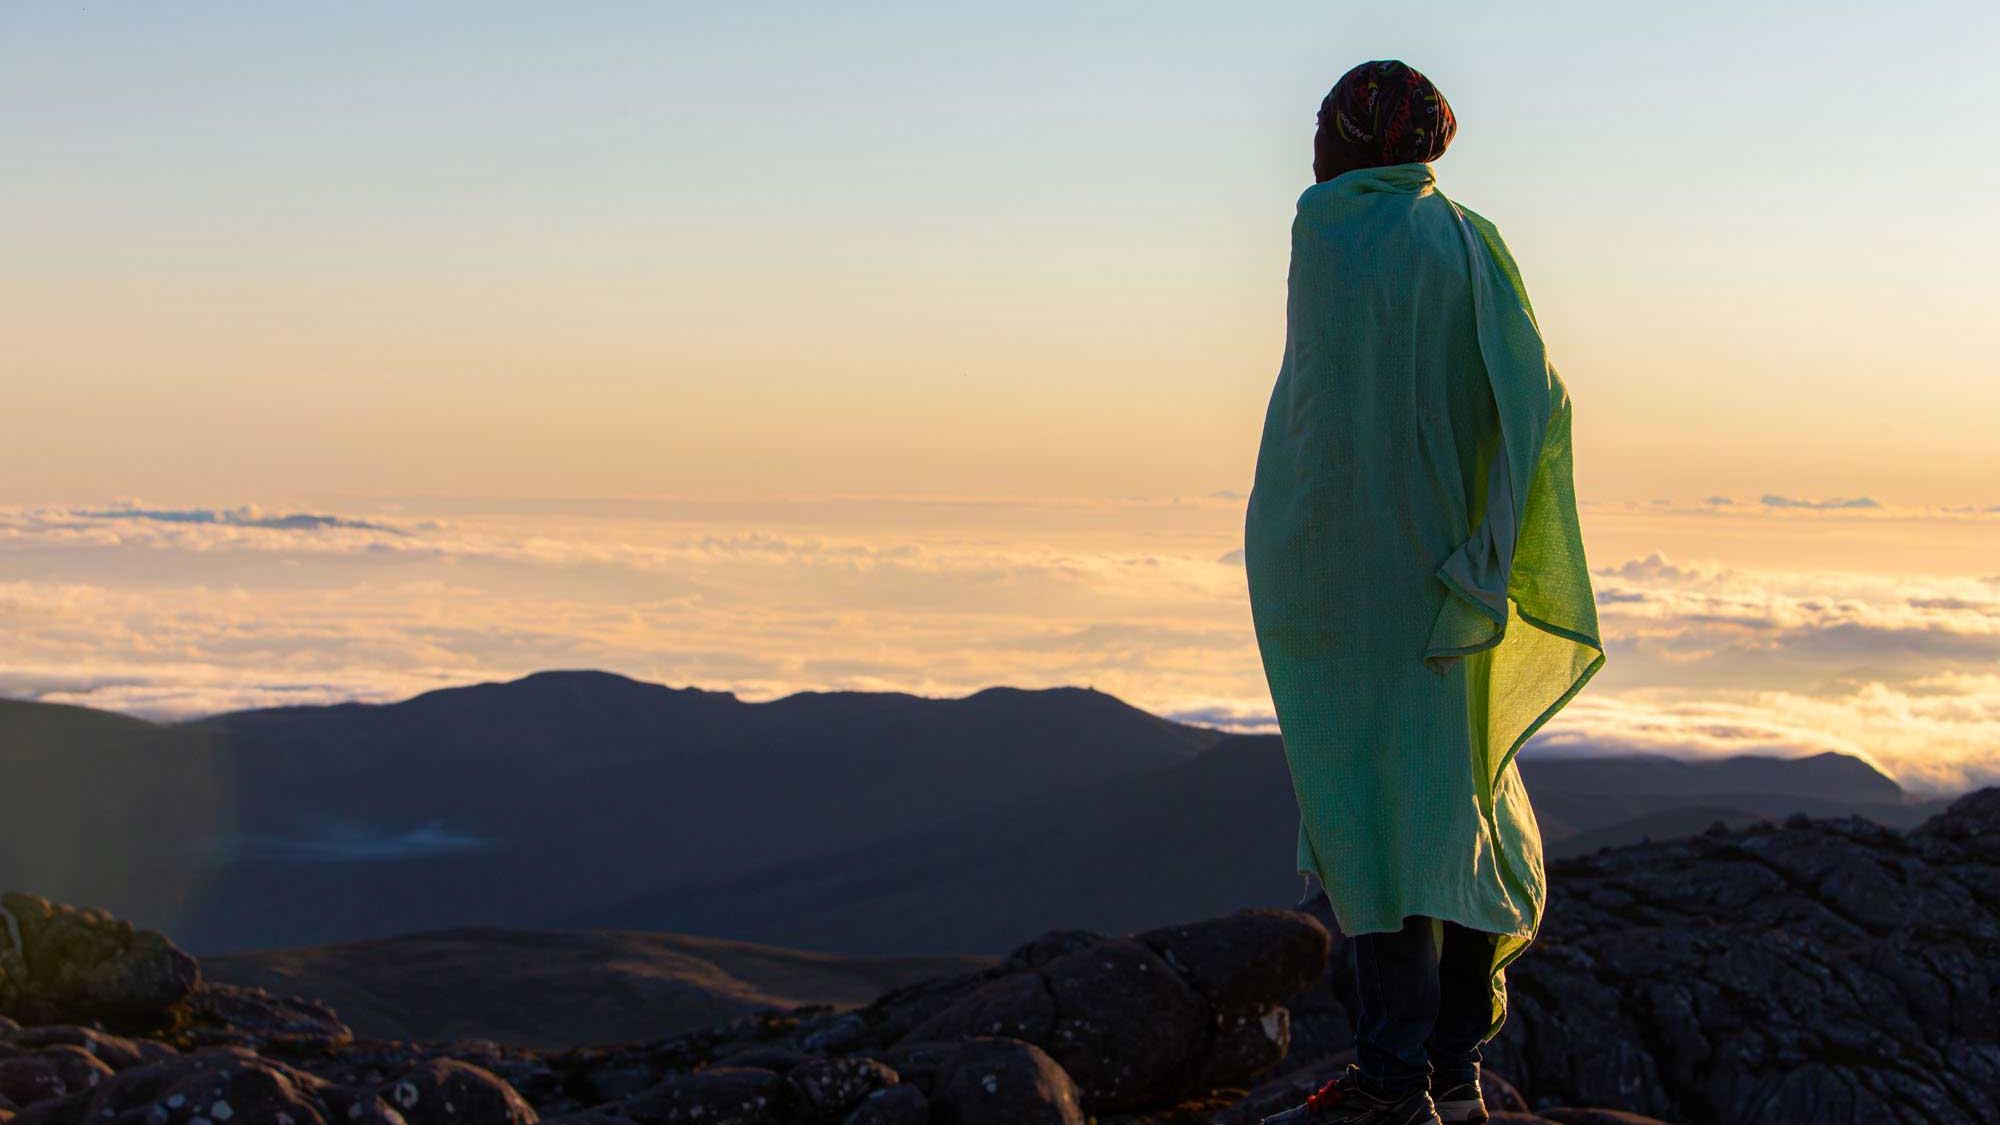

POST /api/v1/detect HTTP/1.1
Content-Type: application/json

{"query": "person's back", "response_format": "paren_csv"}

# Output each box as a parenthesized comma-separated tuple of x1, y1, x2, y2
(1244, 61, 1604, 1125)
(1252, 172, 1497, 661)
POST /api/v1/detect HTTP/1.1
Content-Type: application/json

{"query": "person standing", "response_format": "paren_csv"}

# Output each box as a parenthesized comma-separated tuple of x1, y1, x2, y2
(1244, 61, 1605, 1125)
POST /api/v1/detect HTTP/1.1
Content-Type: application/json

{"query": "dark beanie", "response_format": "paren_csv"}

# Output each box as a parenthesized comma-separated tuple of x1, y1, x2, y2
(1317, 59, 1457, 168)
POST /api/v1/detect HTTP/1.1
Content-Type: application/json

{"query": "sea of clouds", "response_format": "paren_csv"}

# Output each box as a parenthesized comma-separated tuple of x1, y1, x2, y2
(2, 497, 1995, 796)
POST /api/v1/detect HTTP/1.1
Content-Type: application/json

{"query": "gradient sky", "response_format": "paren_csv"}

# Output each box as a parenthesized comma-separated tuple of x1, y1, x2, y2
(4, 5, 1998, 796)
(6, 1, 1998, 505)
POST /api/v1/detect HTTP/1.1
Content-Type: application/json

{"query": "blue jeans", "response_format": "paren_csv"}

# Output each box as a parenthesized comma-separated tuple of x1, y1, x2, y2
(1351, 914, 1498, 1097)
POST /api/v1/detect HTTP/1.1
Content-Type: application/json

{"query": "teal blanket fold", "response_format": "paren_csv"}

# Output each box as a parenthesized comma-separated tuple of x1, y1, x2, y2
(1242, 162, 1604, 1039)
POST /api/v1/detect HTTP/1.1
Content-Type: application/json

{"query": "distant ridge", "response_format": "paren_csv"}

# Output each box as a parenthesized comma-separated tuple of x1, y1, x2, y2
(1516, 748, 1903, 804)
(0, 670, 1940, 956)
(584, 732, 1938, 955)
(1, 671, 1220, 952)
(0, 695, 160, 748)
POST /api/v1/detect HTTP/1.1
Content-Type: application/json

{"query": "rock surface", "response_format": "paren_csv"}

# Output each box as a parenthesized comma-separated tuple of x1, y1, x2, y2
(1500, 789, 2000, 1124)
(0, 893, 199, 1032)
(917, 1037, 1082, 1125)
(6, 1044, 418, 1125)
(3, 785, 1996, 1124)
(1275, 787, 2000, 1124)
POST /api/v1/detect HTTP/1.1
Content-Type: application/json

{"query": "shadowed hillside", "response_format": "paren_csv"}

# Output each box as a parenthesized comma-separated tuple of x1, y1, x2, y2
(0, 672, 1218, 950)
(201, 928, 996, 1048)
(2, 674, 1944, 956)
(586, 734, 1944, 954)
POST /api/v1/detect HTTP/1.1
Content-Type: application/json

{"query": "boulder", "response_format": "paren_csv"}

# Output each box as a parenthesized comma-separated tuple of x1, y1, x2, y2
(13, 1049, 106, 1103)
(570, 1052, 660, 1106)
(1137, 909, 1330, 1012)
(292, 1037, 558, 1112)
(185, 980, 352, 1048)
(7, 1046, 405, 1125)
(1196, 1005, 1290, 1089)
(920, 1037, 1083, 1125)
(0, 893, 198, 1031)
(860, 968, 1013, 1047)
(0, 1060, 62, 1110)
(381, 1058, 539, 1123)
(1910, 787, 2000, 857)
(841, 1083, 927, 1124)
(610, 1065, 795, 1124)
(902, 970, 1055, 1044)
(1036, 936, 1209, 1110)
(799, 1012, 870, 1055)
(897, 928, 1296, 1113)
(786, 1055, 898, 1115)
(1003, 930, 1106, 971)
(876, 912, 1337, 1114)
(1, 1025, 168, 1070)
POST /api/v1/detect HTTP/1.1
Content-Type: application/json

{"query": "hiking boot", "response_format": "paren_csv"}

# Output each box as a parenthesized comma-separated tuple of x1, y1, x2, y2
(1432, 1077, 1487, 1123)
(1260, 1064, 1442, 1124)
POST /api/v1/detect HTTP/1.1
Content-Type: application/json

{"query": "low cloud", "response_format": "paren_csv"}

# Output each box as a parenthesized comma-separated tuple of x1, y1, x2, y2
(76, 504, 404, 534)
(4, 501, 1999, 797)
(1531, 674, 2000, 797)
(1758, 495, 1882, 511)
(1598, 552, 1706, 582)
(213, 821, 495, 863)
(1606, 496, 1996, 520)
(0, 499, 1264, 730)
(1588, 559, 2000, 671)
(1564, 555, 2000, 793)
(1165, 703, 1279, 734)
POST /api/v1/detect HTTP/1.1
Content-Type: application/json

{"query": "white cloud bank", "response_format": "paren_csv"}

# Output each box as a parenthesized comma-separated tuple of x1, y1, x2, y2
(2, 499, 1997, 796)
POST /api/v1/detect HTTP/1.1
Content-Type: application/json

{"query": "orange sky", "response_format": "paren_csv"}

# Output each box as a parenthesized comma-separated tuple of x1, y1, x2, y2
(3, 5, 1997, 795)
(5, 4, 1998, 509)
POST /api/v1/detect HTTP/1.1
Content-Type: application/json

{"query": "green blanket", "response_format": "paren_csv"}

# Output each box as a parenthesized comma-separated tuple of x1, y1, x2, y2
(1243, 162, 1604, 1039)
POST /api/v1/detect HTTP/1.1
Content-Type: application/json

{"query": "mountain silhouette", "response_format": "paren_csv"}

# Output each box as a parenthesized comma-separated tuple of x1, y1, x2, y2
(580, 735, 1939, 953)
(0, 671, 1935, 954)
(1, 672, 1215, 950)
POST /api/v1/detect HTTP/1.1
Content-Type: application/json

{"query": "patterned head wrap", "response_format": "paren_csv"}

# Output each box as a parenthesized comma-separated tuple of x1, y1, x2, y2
(1316, 60, 1456, 170)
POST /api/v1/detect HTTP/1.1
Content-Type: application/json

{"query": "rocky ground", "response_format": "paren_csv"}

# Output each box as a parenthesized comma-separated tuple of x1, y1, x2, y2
(2, 785, 1995, 1124)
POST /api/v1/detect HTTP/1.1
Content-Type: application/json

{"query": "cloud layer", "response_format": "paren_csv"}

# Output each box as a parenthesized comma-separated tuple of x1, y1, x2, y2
(3, 498, 1996, 796)
(1550, 554, 2000, 794)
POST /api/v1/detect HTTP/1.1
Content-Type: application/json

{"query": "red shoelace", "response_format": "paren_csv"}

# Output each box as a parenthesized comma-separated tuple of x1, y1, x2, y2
(1305, 1075, 1351, 1111)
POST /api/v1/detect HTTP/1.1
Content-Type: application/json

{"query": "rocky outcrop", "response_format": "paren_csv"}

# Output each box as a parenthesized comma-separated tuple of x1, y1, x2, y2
(2, 785, 1994, 1123)
(899, 1038, 1081, 1124)
(0, 903, 1322, 1124)
(1269, 788, 2000, 1125)
(185, 980, 352, 1049)
(1491, 788, 1999, 1124)
(386, 1058, 540, 1123)
(0, 1040, 533, 1125)
(853, 908, 1325, 1112)
(0, 893, 199, 1032)
(526, 908, 1325, 1123)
